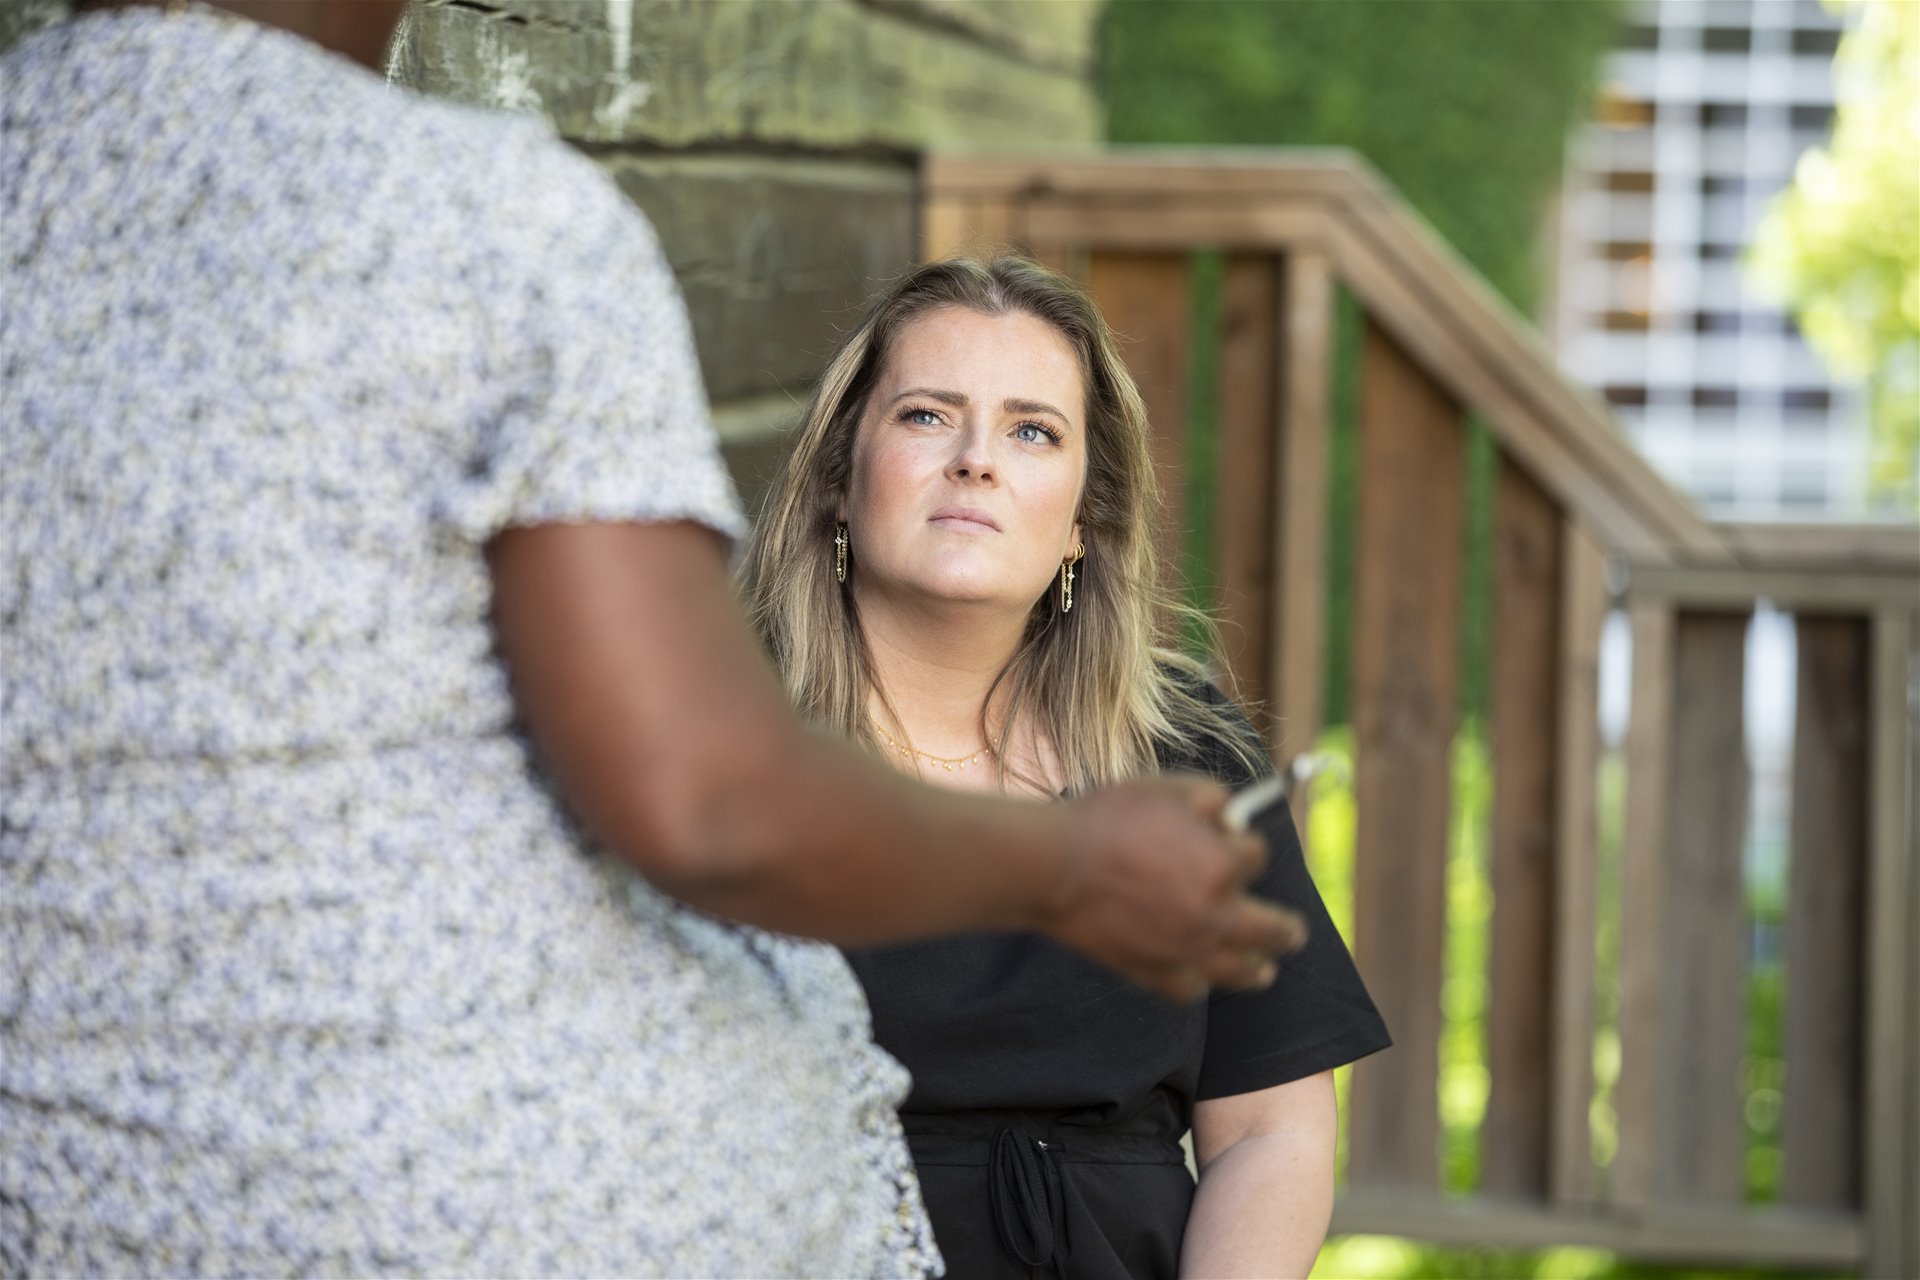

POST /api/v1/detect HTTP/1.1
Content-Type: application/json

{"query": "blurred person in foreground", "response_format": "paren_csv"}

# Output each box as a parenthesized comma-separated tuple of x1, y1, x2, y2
(0, 4, 1301, 1275)
(737, 257, 1390, 1279)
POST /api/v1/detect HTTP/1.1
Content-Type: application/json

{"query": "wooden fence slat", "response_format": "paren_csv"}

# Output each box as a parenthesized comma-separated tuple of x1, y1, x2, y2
(1864, 608, 1915, 1279)
(921, 197, 975, 261)
(920, 195, 1020, 262)
(1907, 616, 1920, 1278)
(973, 197, 1017, 257)
(1551, 525, 1606, 1206)
(1345, 318, 1465, 1190)
(1657, 611, 1752, 1204)
(1613, 600, 1674, 1212)
(1213, 254, 1281, 719)
(1782, 615, 1868, 1208)
(1272, 249, 1334, 768)
(1083, 252, 1193, 588)
(1482, 458, 1565, 1199)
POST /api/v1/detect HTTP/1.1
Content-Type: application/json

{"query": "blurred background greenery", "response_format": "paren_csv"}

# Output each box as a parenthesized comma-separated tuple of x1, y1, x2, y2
(1751, 0, 1920, 511)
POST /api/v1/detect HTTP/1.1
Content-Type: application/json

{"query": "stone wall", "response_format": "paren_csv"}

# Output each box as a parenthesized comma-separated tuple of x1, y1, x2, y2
(0, 0, 1102, 514)
(0, 0, 66, 52)
(387, 0, 1104, 512)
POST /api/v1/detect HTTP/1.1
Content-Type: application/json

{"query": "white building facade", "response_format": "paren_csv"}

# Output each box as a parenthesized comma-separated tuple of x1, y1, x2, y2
(1553, 0, 1872, 517)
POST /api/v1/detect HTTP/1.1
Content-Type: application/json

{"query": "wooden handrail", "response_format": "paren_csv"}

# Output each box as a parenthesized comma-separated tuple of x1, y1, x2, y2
(924, 148, 1735, 564)
(1628, 520, 1918, 609)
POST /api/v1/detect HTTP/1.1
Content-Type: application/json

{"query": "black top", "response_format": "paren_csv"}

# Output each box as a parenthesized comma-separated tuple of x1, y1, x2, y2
(845, 688, 1391, 1278)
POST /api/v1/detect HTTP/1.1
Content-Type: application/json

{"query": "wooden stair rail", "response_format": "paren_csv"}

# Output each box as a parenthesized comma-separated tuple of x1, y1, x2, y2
(923, 148, 1730, 564)
(919, 146, 1920, 1276)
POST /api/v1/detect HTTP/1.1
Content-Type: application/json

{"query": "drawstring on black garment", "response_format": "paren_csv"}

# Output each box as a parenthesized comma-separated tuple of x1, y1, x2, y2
(988, 1127, 1068, 1273)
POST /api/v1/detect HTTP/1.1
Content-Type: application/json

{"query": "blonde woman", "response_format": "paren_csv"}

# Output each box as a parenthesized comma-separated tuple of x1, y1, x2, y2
(739, 257, 1390, 1279)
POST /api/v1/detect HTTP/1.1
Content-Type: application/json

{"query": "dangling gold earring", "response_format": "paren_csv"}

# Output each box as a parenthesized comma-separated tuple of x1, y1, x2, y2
(834, 523, 849, 584)
(1060, 545, 1084, 613)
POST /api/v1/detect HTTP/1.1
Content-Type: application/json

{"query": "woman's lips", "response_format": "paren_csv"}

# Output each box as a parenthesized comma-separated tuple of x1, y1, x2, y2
(927, 506, 1001, 531)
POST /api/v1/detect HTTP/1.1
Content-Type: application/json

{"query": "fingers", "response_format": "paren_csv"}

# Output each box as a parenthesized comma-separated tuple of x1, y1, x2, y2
(1050, 779, 1304, 1003)
(1132, 903, 1310, 1003)
(1226, 829, 1267, 888)
(1195, 946, 1272, 992)
(1225, 899, 1309, 957)
(1164, 773, 1230, 824)
(1163, 775, 1268, 887)
(1142, 953, 1268, 1003)
(1192, 901, 1310, 997)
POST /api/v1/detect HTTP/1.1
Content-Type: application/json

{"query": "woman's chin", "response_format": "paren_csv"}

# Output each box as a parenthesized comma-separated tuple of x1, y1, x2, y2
(899, 575, 1038, 615)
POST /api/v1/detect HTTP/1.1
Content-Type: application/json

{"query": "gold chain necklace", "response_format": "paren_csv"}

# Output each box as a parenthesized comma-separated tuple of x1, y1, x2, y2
(868, 717, 996, 773)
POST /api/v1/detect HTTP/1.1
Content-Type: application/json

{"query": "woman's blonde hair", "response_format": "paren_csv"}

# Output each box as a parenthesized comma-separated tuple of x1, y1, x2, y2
(737, 256, 1262, 794)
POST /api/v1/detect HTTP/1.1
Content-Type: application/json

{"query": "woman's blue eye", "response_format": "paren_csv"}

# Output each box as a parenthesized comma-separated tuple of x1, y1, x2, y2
(905, 408, 942, 427)
(1015, 422, 1058, 444)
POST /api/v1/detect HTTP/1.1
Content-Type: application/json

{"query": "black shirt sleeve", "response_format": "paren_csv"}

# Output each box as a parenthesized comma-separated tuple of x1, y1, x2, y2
(1158, 677, 1392, 1101)
(1197, 794, 1392, 1099)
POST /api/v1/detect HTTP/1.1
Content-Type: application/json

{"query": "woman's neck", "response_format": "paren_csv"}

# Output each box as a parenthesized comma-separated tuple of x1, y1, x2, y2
(854, 591, 1028, 764)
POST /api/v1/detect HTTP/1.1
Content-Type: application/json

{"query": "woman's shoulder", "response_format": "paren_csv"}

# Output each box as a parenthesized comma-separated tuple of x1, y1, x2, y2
(1149, 659, 1269, 788)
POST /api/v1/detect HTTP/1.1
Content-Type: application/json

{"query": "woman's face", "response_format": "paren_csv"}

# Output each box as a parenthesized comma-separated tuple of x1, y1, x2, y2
(842, 306, 1087, 617)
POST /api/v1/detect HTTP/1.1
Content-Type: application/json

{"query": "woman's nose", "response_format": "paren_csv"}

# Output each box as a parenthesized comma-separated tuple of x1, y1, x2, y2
(947, 425, 996, 483)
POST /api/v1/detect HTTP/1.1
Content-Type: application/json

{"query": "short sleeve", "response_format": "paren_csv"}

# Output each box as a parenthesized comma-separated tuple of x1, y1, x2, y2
(1195, 796, 1392, 1100)
(436, 125, 746, 544)
(1154, 675, 1391, 1101)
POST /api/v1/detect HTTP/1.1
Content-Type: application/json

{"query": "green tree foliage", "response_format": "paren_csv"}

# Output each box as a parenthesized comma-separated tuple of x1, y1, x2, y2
(1103, 0, 1623, 310)
(1752, 0, 1920, 512)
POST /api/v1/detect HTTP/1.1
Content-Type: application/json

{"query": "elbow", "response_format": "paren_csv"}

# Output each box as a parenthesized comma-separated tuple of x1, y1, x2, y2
(606, 716, 803, 905)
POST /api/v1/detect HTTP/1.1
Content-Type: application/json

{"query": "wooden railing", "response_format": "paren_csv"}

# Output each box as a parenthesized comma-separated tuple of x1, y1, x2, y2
(920, 149, 1920, 1276)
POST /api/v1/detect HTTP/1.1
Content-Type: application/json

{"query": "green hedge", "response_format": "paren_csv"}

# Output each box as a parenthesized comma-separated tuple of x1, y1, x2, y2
(1104, 0, 1622, 724)
(1103, 0, 1620, 309)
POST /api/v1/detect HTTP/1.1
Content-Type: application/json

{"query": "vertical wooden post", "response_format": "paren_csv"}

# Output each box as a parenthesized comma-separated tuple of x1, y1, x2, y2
(1783, 615, 1868, 1209)
(1908, 616, 1920, 1278)
(1613, 599, 1673, 1213)
(921, 196, 975, 262)
(1084, 252, 1193, 592)
(1482, 458, 1564, 1199)
(920, 195, 1018, 262)
(1272, 250, 1334, 768)
(1656, 610, 1752, 1204)
(1213, 255, 1280, 720)
(1344, 318, 1465, 1191)
(1864, 608, 1914, 1278)
(1550, 525, 1606, 1207)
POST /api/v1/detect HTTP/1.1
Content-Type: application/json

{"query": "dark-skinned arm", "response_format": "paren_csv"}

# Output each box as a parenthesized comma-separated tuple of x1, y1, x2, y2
(486, 520, 1302, 1001)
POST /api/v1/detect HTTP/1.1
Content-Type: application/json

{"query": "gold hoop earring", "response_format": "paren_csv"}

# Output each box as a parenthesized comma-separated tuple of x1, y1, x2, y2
(1060, 545, 1084, 613)
(834, 523, 849, 584)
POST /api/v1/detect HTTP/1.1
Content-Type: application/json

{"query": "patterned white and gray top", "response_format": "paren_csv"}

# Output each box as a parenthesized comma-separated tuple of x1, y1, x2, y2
(0, 7, 937, 1276)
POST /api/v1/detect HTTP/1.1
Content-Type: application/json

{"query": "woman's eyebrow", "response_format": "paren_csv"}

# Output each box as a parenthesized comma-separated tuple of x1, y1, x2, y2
(1002, 397, 1070, 425)
(889, 387, 1072, 427)
(890, 386, 969, 408)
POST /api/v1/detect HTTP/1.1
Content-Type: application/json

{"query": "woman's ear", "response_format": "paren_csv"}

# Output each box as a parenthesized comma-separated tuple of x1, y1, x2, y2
(1070, 520, 1084, 560)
